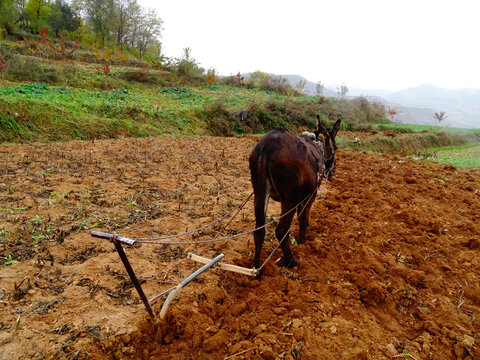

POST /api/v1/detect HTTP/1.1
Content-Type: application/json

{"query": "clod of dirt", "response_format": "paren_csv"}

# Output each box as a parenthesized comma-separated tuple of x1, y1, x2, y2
(203, 329, 229, 353)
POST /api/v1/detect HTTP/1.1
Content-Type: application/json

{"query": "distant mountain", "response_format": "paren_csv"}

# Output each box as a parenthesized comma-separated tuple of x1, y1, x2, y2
(349, 84, 480, 128)
(246, 74, 480, 128)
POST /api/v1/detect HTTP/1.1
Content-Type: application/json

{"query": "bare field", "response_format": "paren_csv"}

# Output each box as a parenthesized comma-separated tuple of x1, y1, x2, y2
(0, 135, 479, 359)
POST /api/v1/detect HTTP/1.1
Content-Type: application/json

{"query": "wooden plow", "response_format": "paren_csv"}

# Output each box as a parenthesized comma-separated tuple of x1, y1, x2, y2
(90, 231, 257, 319)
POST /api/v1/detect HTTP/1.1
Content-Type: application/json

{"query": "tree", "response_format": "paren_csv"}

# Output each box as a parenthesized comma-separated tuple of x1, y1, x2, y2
(84, 0, 115, 47)
(25, 0, 51, 33)
(112, 0, 140, 49)
(249, 71, 270, 88)
(316, 81, 324, 96)
(47, 0, 81, 36)
(337, 82, 348, 97)
(295, 79, 306, 93)
(176, 47, 203, 78)
(134, 8, 162, 58)
(205, 68, 215, 86)
(0, 0, 18, 33)
(433, 111, 447, 124)
(15, 0, 29, 31)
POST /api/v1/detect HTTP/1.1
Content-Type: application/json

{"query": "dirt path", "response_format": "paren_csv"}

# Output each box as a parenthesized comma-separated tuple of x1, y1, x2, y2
(0, 135, 479, 359)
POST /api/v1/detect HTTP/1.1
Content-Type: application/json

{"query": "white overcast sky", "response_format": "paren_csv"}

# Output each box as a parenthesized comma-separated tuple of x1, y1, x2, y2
(138, 0, 480, 91)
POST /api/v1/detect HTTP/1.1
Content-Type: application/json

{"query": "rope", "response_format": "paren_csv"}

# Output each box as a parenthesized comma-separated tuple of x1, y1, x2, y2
(133, 191, 317, 246)
(115, 182, 323, 274)
(132, 192, 253, 242)
(135, 203, 299, 245)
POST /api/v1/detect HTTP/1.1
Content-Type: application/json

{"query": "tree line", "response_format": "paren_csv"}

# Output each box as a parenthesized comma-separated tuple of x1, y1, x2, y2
(0, 0, 162, 58)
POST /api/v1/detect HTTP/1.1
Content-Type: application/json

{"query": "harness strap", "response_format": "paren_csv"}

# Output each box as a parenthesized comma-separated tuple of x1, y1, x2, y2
(299, 136, 327, 186)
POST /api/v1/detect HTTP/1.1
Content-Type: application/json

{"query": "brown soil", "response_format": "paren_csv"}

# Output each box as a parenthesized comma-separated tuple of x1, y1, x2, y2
(0, 135, 479, 360)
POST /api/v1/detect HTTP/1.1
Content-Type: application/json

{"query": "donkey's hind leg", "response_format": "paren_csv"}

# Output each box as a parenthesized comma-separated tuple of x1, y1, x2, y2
(276, 205, 298, 267)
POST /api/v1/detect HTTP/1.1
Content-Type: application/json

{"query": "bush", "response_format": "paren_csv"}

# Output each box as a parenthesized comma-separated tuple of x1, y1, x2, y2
(196, 101, 236, 136)
(120, 69, 158, 84)
(245, 72, 300, 96)
(4, 54, 77, 84)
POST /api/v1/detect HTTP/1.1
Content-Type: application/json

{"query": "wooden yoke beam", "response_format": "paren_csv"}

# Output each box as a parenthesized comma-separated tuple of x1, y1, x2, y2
(187, 253, 258, 277)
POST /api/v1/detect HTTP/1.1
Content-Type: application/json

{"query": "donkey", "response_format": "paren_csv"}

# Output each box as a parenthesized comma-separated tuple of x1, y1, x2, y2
(249, 116, 341, 271)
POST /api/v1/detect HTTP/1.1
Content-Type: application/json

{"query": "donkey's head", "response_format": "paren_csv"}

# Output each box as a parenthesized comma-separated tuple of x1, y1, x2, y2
(314, 115, 341, 180)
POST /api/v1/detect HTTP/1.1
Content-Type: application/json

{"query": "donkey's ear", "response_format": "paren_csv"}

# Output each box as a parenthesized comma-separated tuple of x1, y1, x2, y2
(330, 119, 341, 138)
(316, 115, 329, 135)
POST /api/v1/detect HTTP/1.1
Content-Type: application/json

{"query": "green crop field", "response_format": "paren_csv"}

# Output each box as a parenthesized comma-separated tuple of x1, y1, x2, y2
(432, 143, 480, 168)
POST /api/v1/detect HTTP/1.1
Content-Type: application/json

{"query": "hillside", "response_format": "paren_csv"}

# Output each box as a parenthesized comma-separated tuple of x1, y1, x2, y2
(0, 41, 392, 143)
(0, 39, 479, 155)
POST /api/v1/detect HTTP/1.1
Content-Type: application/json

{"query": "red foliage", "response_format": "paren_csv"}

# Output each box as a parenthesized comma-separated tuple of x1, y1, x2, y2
(102, 63, 110, 76)
(39, 28, 49, 44)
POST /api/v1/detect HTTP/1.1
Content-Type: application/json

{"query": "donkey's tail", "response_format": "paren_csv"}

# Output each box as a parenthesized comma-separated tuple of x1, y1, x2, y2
(249, 151, 269, 227)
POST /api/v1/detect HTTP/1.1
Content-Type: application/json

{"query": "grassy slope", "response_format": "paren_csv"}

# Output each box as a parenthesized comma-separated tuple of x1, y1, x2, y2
(431, 143, 480, 168)
(0, 49, 479, 168)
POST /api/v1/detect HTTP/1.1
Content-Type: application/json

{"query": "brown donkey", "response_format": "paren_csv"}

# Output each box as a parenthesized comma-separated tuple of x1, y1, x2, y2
(249, 116, 341, 272)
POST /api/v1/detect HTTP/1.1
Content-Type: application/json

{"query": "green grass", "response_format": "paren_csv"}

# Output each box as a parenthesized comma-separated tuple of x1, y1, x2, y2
(431, 143, 480, 168)
(1, 80, 376, 141)
(375, 122, 480, 134)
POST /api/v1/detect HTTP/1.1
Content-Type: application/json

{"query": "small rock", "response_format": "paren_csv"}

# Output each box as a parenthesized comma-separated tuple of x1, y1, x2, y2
(462, 335, 475, 349)
(256, 333, 276, 345)
(422, 342, 431, 354)
(330, 325, 337, 334)
(385, 343, 397, 356)
(273, 307, 287, 315)
(292, 319, 302, 329)
(122, 346, 134, 355)
(121, 334, 130, 344)
(0, 333, 13, 345)
(203, 329, 228, 353)
(292, 328, 305, 341)
(290, 309, 302, 317)
(253, 324, 267, 336)
(231, 302, 248, 316)
(260, 346, 275, 360)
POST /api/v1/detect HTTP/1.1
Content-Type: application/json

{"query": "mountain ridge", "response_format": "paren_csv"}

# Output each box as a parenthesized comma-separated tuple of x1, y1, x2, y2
(292, 78, 480, 128)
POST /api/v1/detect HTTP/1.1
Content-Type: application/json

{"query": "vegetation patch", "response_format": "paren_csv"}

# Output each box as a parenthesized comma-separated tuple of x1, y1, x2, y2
(430, 143, 480, 168)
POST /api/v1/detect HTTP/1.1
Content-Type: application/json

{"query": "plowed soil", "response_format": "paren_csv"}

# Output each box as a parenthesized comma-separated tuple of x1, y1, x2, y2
(0, 135, 479, 360)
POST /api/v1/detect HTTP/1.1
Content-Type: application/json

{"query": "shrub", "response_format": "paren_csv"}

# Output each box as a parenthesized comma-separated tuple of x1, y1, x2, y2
(196, 101, 236, 136)
(120, 69, 158, 84)
(218, 75, 241, 87)
(4, 54, 77, 84)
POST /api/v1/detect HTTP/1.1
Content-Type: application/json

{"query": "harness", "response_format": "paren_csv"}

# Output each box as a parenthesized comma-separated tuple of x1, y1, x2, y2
(299, 135, 326, 187)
